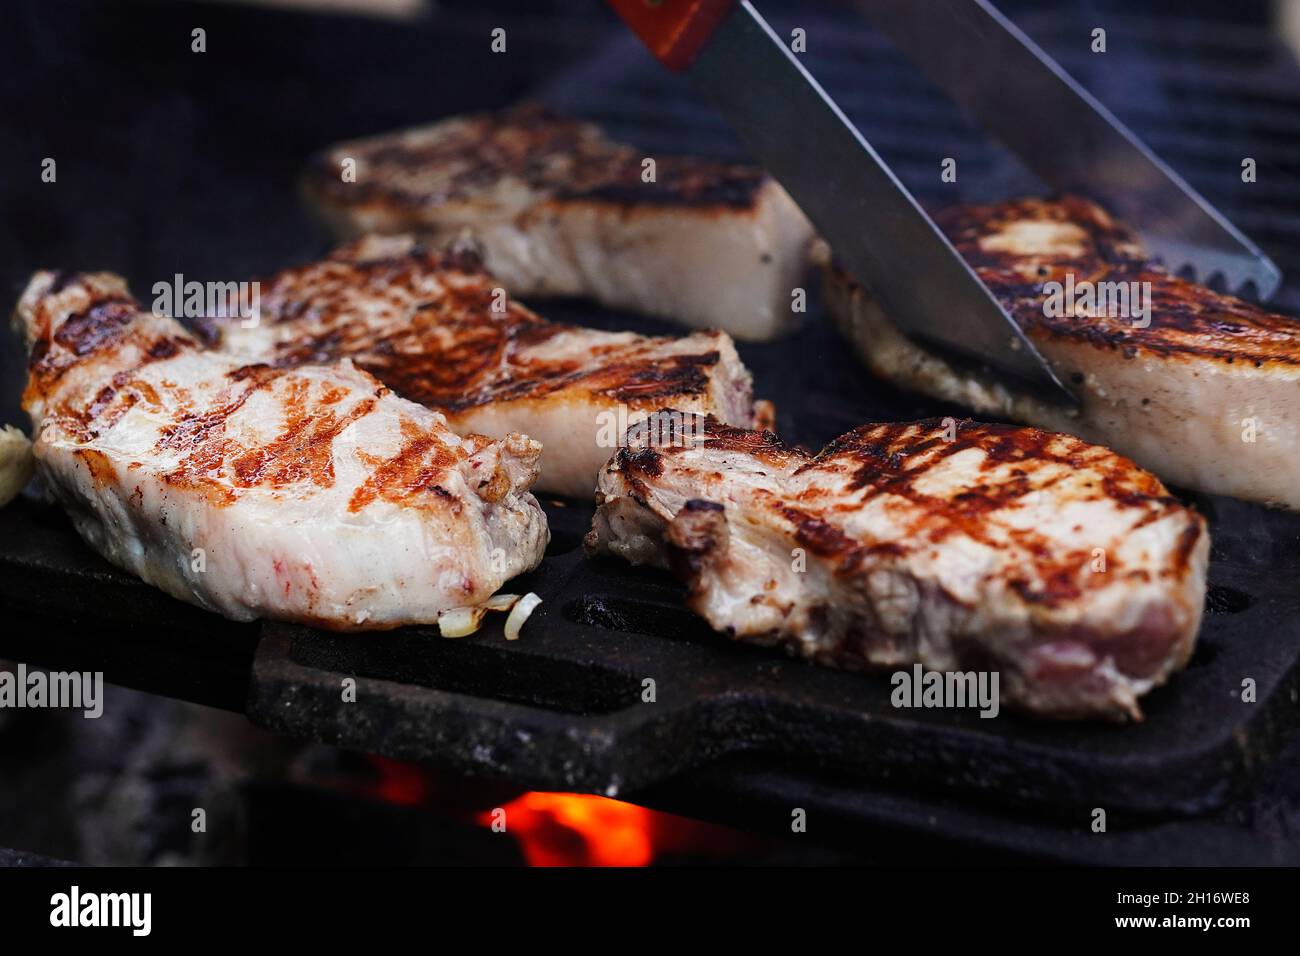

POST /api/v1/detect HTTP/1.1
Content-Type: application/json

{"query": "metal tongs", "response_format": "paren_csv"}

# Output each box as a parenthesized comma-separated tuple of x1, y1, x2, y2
(606, 0, 1283, 407)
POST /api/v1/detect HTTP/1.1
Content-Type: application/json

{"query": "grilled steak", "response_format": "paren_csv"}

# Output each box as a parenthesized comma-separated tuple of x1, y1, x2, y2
(206, 235, 760, 499)
(817, 195, 1300, 509)
(586, 413, 1208, 720)
(303, 105, 813, 339)
(15, 270, 547, 630)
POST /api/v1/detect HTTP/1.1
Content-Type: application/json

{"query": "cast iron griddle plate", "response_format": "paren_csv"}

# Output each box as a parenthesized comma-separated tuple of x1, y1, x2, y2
(237, 464, 1300, 819)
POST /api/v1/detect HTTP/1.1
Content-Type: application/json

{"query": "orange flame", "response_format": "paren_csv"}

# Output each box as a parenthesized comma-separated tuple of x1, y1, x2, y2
(361, 756, 756, 865)
(480, 792, 656, 867)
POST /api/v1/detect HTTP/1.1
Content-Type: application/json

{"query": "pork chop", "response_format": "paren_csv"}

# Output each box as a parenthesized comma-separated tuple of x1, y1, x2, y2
(302, 104, 813, 339)
(586, 412, 1208, 720)
(817, 195, 1300, 509)
(15, 269, 548, 630)
(206, 235, 760, 499)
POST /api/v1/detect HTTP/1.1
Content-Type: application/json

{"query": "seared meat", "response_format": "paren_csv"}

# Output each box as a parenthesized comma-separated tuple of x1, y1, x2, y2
(0, 425, 34, 508)
(207, 235, 759, 499)
(303, 105, 813, 339)
(817, 195, 1300, 509)
(586, 413, 1208, 720)
(15, 270, 547, 630)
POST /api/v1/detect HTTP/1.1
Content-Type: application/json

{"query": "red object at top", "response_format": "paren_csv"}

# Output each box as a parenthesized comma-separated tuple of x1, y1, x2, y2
(606, 0, 736, 72)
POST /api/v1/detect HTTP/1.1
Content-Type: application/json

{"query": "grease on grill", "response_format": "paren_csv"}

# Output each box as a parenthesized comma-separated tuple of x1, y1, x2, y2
(563, 595, 717, 645)
(1205, 583, 1252, 615)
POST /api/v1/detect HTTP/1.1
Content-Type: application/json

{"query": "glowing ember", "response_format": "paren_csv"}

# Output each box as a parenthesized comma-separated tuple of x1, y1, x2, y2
(480, 792, 655, 867)
(366, 755, 430, 807)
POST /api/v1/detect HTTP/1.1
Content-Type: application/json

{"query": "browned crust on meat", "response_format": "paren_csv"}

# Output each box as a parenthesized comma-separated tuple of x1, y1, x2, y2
(664, 499, 730, 581)
(74, 447, 117, 489)
(832, 195, 1300, 367)
(597, 412, 1207, 719)
(304, 103, 768, 214)
(347, 417, 461, 513)
(804, 419, 1202, 606)
(609, 413, 1203, 611)
(222, 239, 730, 414)
(954, 197, 1300, 367)
(609, 412, 794, 486)
(819, 417, 1174, 507)
(23, 287, 196, 410)
(22, 272, 475, 511)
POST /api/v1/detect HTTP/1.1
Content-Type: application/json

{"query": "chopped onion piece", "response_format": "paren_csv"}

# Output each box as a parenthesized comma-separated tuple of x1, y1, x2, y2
(438, 605, 487, 638)
(485, 593, 521, 612)
(503, 592, 542, 641)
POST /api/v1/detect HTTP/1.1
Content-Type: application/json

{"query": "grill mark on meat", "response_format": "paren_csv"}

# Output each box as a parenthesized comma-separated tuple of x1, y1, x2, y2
(158, 365, 285, 454)
(703, 424, 789, 460)
(605, 414, 793, 499)
(626, 414, 1200, 595)
(621, 446, 665, 479)
(589, 412, 1209, 719)
(16, 267, 550, 630)
(814, 419, 1196, 592)
(157, 369, 377, 500)
(161, 433, 237, 506)
(83, 385, 119, 425)
(831, 418, 1179, 497)
(771, 500, 906, 573)
(348, 417, 461, 513)
(62, 368, 170, 442)
(27, 297, 138, 395)
(1010, 569, 1083, 606)
(220, 241, 730, 416)
(74, 448, 116, 489)
(592, 352, 718, 404)
(156, 365, 291, 506)
(306, 104, 767, 213)
(22, 283, 203, 426)
(549, 158, 766, 208)
(147, 337, 183, 360)
(47, 270, 77, 295)
(933, 196, 1300, 367)
(230, 379, 377, 489)
(61, 388, 139, 443)
(53, 297, 138, 357)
